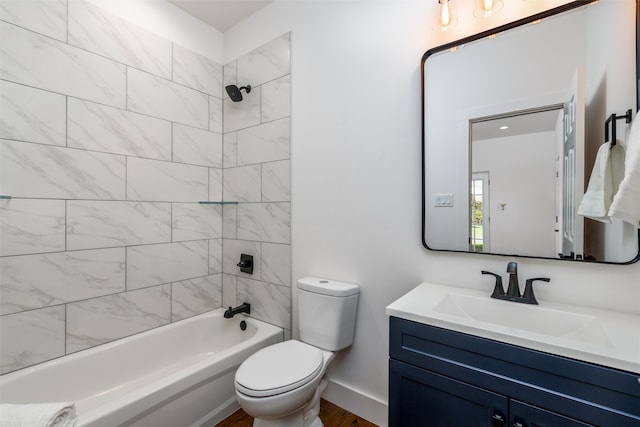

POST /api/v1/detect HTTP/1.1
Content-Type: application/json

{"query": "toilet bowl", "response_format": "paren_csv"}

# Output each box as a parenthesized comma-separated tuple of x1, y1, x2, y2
(233, 277, 359, 427)
(235, 340, 334, 426)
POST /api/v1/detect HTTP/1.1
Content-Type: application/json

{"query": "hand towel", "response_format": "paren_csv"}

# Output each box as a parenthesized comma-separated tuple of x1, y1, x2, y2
(0, 403, 77, 427)
(609, 113, 640, 228)
(577, 142, 625, 223)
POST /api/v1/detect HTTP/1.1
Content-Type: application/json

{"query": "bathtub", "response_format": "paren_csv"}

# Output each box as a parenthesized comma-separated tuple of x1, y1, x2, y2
(0, 308, 283, 427)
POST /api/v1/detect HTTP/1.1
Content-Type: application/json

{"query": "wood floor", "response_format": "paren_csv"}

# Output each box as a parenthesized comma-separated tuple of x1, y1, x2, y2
(215, 399, 378, 427)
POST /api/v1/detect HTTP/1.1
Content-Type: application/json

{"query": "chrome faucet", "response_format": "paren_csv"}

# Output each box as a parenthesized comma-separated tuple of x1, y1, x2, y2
(224, 302, 251, 318)
(482, 262, 549, 305)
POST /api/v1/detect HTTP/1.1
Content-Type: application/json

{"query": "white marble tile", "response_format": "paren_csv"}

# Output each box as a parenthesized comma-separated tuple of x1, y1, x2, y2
(209, 96, 223, 133)
(224, 165, 262, 203)
(173, 44, 222, 97)
(66, 285, 171, 353)
(222, 274, 237, 308)
(223, 239, 260, 279)
(127, 241, 208, 290)
(222, 204, 237, 239)
(0, 199, 65, 256)
(0, 248, 125, 315)
(209, 238, 223, 274)
(68, 0, 172, 79)
(172, 203, 222, 242)
(173, 124, 222, 168)
(236, 278, 290, 329)
(237, 118, 290, 165)
(0, 22, 126, 108)
(171, 274, 222, 321)
(223, 88, 261, 133)
(0, 139, 126, 199)
(261, 75, 290, 122)
(68, 98, 172, 160)
(67, 201, 171, 250)
(223, 132, 238, 168)
(127, 157, 208, 202)
(237, 203, 291, 244)
(237, 34, 290, 87)
(223, 61, 237, 100)
(262, 160, 290, 202)
(0, 80, 66, 146)
(127, 68, 209, 129)
(0, 306, 65, 374)
(0, 0, 67, 41)
(261, 243, 291, 287)
(209, 168, 223, 202)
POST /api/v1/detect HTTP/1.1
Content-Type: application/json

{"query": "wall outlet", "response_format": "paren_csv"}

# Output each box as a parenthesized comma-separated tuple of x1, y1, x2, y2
(434, 194, 454, 207)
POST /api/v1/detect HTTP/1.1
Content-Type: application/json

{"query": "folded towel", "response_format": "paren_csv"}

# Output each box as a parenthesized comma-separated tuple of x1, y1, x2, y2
(0, 403, 77, 427)
(577, 141, 625, 223)
(610, 112, 640, 228)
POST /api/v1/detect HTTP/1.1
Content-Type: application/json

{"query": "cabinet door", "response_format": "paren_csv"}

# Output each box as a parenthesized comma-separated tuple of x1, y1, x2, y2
(390, 359, 508, 427)
(510, 400, 595, 427)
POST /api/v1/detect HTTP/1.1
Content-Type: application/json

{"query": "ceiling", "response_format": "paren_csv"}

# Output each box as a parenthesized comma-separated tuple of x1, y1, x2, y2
(168, 0, 274, 33)
(471, 108, 562, 141)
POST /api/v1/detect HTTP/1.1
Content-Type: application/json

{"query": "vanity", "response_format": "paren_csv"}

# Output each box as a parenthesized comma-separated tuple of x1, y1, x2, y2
(386, 283, 640, 426)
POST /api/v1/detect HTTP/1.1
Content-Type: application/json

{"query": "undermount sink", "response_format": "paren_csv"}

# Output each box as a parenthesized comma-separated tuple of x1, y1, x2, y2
(432, 292, 611, 347)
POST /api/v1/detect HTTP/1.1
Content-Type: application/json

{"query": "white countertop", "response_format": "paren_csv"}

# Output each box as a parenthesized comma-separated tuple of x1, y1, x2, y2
(386, 282, 640, 374)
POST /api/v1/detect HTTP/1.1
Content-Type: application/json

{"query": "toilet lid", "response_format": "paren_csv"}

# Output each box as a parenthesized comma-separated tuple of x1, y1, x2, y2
(235, 340, 324, 398)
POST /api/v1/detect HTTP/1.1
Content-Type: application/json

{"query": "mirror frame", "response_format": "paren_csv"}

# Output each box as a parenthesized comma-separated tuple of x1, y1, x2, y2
(421, 0, 640, 264)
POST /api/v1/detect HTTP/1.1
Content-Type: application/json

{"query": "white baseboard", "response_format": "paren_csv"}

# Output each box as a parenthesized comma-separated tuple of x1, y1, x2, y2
(322, 379, 388, 427)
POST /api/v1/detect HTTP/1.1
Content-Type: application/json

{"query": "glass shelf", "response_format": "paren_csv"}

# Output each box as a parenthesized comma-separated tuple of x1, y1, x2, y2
(0, 195, 12, 199)
(198, 201, 238, 205)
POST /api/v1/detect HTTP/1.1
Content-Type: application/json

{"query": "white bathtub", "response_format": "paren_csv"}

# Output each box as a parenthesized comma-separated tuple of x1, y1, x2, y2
(0, 308, 283, 427)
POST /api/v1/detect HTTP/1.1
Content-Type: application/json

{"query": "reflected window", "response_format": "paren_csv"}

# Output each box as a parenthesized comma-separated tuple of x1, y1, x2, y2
(470, 173, 489, 252)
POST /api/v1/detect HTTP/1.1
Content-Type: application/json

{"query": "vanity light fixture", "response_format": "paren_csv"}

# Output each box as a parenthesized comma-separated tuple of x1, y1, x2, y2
(434, 0, 505, 31)
(474, 0, 503, 18)
(436, 0, 458, 29)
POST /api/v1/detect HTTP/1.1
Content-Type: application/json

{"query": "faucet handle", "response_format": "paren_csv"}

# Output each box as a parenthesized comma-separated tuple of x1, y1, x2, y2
(522, 277, 550, 305)
(506, 261, 518, 274)
(481, 271, 505, 298)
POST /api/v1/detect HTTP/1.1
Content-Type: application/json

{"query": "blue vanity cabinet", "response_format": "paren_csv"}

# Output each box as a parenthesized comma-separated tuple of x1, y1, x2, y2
(389, 317, 640, 427)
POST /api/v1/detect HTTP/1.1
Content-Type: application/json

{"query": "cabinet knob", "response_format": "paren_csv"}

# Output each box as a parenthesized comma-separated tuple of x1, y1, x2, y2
(491, 413, 505, 427)
(513, 421, 525, 427)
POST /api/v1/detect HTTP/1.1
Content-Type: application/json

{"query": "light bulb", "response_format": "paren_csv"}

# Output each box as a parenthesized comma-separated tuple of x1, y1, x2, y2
(439, 0, 451, 27)
(482, 0, 494, 11)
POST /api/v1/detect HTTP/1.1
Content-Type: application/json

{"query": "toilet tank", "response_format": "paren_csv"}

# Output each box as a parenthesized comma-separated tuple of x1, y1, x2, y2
(297, 277, 359, 351)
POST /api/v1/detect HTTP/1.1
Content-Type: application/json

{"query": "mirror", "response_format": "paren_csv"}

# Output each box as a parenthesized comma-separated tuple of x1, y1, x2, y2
(422, 0, 640, 264)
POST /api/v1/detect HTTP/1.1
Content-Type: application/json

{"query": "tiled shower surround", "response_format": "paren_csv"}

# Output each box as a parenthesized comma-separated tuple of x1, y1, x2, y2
(0, 0, 291, 374)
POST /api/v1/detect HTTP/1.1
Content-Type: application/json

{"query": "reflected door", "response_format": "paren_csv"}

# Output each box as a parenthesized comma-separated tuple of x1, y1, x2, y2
(561, 69, 585, 260)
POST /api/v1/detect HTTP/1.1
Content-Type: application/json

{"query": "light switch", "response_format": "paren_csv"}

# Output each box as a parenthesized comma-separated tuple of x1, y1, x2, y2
(434, 194, 454, 207)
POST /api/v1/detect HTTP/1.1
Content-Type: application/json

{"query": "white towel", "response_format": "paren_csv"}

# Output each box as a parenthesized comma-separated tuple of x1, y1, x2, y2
(577, 142, 625, 223)
(0, 403, 77, 427)
(610, 112, 640, 228)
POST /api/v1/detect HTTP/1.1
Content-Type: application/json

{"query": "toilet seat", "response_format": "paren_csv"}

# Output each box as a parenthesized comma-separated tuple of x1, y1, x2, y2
(235, 340, 324, 398)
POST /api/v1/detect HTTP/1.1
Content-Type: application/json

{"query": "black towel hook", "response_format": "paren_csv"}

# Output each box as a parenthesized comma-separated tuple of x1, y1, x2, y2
(605, 109, 632, 146)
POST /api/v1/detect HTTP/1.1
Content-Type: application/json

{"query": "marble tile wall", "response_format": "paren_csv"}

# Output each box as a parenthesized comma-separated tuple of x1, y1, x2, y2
(222, 34, 292, 336)
(0, 0, 225, 374)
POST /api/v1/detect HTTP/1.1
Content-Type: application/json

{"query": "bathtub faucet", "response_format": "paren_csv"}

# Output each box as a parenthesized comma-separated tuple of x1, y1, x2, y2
(224, 302, 251, 318)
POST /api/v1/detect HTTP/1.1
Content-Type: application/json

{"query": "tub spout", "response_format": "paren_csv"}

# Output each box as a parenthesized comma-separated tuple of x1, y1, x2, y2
(224, 302, 251, 318)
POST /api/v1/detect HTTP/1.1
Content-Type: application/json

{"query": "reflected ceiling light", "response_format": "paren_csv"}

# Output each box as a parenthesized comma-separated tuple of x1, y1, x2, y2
(499, 125, 509, 130)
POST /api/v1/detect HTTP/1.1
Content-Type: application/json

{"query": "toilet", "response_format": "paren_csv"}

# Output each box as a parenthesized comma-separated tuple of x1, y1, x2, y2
(234, 277, 359, 427)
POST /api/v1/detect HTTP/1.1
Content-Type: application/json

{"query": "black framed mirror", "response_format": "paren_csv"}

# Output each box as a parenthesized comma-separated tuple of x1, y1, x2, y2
(422, 0, 640, 264)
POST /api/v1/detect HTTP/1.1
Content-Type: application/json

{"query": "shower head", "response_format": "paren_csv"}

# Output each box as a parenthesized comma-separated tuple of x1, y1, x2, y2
(225, 84, 251, 102)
